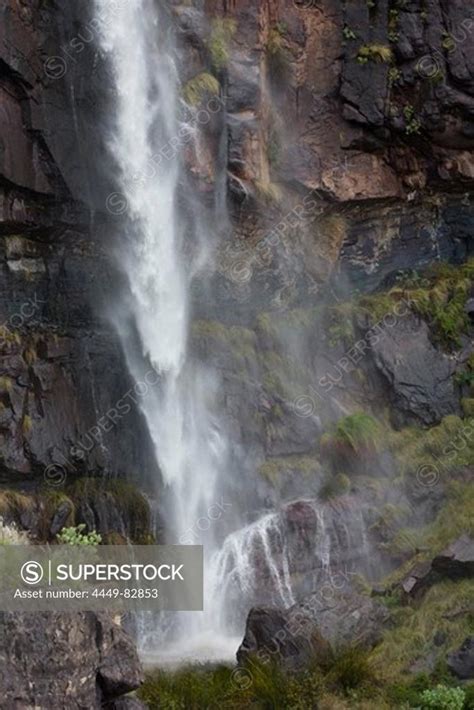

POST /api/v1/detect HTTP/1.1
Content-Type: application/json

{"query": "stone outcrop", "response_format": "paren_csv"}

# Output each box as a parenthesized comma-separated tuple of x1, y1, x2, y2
(0, 1, 156, 483)
(237, 587, 389, 670)
(447, 637, 474, 680)
(0, 612, 143, 709)
(396, 535, 474, 600)
(370, 314, 460, 426)
(432, 534, 474, 578)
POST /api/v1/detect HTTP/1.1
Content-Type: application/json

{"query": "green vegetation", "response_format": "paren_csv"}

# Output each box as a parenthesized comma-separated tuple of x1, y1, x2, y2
(421, 685, 465, 709)
(0, 376, 13, 392)
(332, 260, 474, 349)
(266, 23, 289, 77)
(357, 44, 393, 64)
(138, 649, 376, 709)
(21, 414, 32, 435)
(254, 179, 282, 203)
(139, 646, 473, 708)
(67, 478, 153, 545)
(372, 579, 474, 683)
(343, 26, 357, 40)
(388, 66, 401, 85)
(207, 18, 237, 70)
(321, 412, 381, 473)
(319, 472, 351, 501)
(56, 523, 101, 546)
(442, 33, 456, 53)
(404, 104, 422, 135)
(258, 456, 320, 488)
(182, 72, 220, 106)
(0, 479, 152, 545)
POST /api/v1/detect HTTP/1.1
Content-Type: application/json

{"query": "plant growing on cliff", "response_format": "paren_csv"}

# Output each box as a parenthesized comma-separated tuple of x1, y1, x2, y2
(56, 524, 101, 546)
(266, 23, 290, 79)
(321, 412, 382, 473)
(207, 18, 237, 71)
(388, 67, 401, 85)
(357, 44, 393, 64)
(343, 26, 357, 40)
(403, 104, 422, 134)
(182, 72, 220, 106)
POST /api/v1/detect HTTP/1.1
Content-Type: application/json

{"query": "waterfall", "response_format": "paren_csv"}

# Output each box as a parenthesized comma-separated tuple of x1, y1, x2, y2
(94, 0, 232, 653)
(94, 0, 379, 665)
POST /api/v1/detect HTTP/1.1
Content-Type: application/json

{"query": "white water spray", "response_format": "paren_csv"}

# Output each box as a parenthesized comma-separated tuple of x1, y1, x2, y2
(95, 0, 232, 650)
(95, 0, 379, 664)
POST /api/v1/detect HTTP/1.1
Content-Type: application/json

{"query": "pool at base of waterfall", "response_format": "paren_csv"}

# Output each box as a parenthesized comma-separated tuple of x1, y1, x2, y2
(140, 631, 241, 669)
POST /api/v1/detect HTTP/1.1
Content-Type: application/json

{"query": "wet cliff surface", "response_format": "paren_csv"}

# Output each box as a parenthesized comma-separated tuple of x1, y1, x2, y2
(0, 1, 156, 484)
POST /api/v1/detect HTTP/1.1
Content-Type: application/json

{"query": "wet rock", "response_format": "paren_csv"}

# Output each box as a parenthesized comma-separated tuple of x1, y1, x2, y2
(432, 535, 474, 579)
(301, 588, 390, 650)
(0, 612, 143, 709)
(236, 606, 331, 672)
(447, 637, 474, 680)
(370, 314, 460, 426)
(237, 588, 389, 671)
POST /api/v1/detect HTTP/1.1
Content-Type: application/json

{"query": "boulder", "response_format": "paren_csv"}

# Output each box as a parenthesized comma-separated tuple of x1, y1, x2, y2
(447, 637, 474, 680)
(432, 535, 474, 579)
(236, 588, 389, 671)
(399, 561, 437, 599)
(236, 606, 331, 672)
(0, 612, 143, 708)
(370, 315, 460, 426)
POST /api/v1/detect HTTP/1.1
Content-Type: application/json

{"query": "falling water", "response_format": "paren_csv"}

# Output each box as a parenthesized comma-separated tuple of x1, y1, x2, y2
(94, 0, 232, 651)
(95, 0, 380, 664)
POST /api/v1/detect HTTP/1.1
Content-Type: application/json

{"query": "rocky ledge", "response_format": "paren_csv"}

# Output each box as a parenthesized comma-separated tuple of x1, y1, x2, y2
(0, 612, 145, 709)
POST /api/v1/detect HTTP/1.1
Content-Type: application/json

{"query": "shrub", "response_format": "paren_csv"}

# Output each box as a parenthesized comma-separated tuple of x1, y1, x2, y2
(319, 473, 351, 501)
(403, 104, 422, 135)
(357, 44, 393, 64)
(207, 18, 237, 70)
(56, 524, 101, 546)
(0, 517, 29, 545)
(420, 684, 465, 710)
(182, 72, 220, 106)
(326, 647, 374, 692)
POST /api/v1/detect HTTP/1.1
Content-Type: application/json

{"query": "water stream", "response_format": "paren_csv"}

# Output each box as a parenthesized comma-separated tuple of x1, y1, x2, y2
(95, 0, 376, 664)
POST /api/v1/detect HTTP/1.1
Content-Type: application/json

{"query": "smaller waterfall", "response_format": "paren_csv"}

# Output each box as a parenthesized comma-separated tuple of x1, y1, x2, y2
(207, 513, 295, 633)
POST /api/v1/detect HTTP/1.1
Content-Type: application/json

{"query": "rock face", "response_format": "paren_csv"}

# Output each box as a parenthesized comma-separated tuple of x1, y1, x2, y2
(370, 315, 460, 426)
(0, 612, 143, 708)
(237, 588, 389, 670)
(236, 605, 331, 671)
(432, 534, 474, 578)
(0, 1, 157, 484)
(447, 637, 474, 680)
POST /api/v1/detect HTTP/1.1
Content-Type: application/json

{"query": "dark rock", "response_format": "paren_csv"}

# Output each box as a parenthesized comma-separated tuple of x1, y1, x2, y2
(0, 612, 143, 708)
(432, 535, 474, 579)
(301, 588, 390, 650)
(98, 630, 143, 699)
(236, 605, 331, 672)
(49, 499, 74, 536)
(400, 561, 437, 599)
(236, 588, 389, 671)
(447, 637, 474, 680)
(370, 314, 460, 426)
(466, 298, 474, 322)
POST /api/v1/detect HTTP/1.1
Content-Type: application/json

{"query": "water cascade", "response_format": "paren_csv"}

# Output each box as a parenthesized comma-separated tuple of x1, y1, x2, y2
(95, 0, 379, 663)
